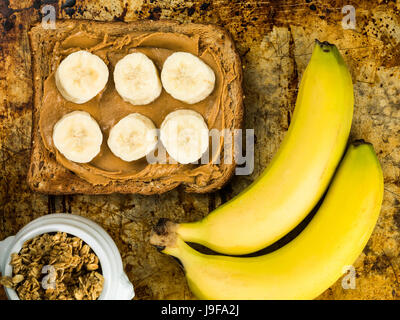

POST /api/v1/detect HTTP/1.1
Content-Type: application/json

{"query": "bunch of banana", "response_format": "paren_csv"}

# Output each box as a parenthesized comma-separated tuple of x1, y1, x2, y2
(155, 40, 355, 255)
(150, 41, 384, 299)
(151, 142, 383, 299)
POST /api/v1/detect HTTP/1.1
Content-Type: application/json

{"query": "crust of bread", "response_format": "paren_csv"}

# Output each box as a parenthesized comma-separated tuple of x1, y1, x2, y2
(27, 20, 243, 195)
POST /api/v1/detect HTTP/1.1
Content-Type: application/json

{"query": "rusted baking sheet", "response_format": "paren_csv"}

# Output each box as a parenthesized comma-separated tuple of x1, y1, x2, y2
(0, 0, 399, 300)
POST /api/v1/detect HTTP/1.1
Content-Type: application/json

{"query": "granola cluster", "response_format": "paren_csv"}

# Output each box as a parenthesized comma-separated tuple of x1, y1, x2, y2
(0, 232, 103, 300)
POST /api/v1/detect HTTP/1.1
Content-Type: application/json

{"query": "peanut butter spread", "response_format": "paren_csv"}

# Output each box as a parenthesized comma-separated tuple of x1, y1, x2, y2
(39, 24, 236, 187)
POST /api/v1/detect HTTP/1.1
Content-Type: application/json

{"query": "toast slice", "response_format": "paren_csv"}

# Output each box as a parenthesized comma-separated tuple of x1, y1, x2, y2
(27, 20, 243, 195)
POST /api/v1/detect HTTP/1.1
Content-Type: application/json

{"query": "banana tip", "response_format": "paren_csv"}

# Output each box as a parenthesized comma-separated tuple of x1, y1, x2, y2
(315, 39, 335, 52)
(351, 139, 372, 147)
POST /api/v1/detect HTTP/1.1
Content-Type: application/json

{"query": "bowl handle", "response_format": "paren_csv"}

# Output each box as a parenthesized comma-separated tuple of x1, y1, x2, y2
(0, 236, 15, 271)
(115, 273, 135, 300)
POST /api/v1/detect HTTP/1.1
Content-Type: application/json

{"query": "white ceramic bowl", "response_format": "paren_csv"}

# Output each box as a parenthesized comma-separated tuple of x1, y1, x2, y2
(0, 214, 134, 300)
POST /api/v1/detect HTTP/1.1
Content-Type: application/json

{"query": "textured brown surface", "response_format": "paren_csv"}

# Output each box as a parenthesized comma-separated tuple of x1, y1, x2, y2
(0, 0, 399, 300)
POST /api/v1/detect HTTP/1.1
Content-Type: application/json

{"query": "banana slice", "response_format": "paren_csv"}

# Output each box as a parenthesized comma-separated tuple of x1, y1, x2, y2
(114, 53, 162, 105)
(107, 113, 158, 162)
(53, 111, 103, 163)
(160, 110, 209, 164)
(55, 51, 109, 104)
(161, 52, 216, 104)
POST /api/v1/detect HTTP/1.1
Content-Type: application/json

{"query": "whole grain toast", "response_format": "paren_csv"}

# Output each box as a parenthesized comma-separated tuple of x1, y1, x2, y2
(27, 20, 243, 195)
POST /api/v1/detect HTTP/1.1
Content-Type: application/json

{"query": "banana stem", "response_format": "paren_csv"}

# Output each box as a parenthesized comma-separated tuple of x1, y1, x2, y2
(176, 222, 205, 244)
(149, 218, 179, 249)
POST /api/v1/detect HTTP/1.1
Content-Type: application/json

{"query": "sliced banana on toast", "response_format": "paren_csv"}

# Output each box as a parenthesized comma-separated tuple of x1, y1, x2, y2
(160, 109, 209, 164)
(114, 52, 162, 106)
(55, 51, 109, 104)
(161, 52, 216, 104)
(53, 111, 103, 163)
(107, 113, 158, 162)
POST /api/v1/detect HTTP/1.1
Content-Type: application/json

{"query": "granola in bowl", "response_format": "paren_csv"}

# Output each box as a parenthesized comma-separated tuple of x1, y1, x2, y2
(0, 232, 103, 300)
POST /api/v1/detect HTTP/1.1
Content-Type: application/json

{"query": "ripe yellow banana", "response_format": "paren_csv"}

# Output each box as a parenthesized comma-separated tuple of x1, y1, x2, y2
(174, 40, 354, 255)
(151, 143, 384, 300)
